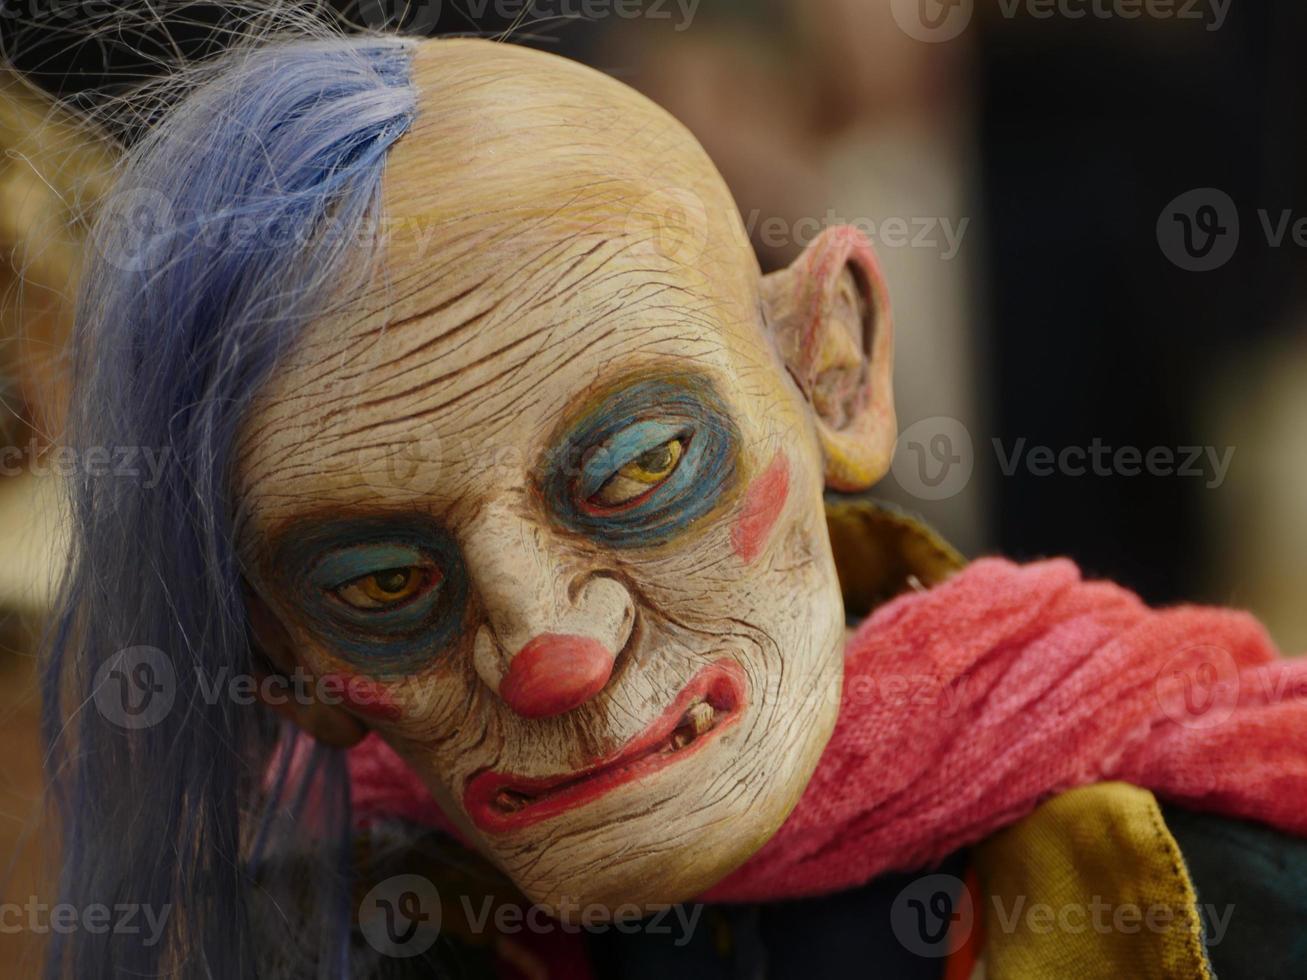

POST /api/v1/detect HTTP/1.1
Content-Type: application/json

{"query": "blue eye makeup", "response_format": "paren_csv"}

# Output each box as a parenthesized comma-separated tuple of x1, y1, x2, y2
(542, 376, 739, 547)
(272, 516, 467, 674)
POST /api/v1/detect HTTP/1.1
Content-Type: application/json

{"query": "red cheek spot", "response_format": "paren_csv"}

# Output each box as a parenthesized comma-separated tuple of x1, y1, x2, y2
(500, 634, 615, 719)
(732, 452, 790, 564)
(320, 672, 403, 722)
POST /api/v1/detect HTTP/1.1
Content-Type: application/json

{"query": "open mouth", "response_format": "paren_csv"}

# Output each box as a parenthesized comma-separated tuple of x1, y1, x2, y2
(464, 660, 746, 834)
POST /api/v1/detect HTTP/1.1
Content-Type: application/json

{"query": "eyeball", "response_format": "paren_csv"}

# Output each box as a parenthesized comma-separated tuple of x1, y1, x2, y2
(332, 565, 441, 611)
(589, 438, 685, 508)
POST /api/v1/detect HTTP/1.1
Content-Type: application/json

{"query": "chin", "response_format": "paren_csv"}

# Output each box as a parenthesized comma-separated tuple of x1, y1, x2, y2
(465, 663, 842, 915)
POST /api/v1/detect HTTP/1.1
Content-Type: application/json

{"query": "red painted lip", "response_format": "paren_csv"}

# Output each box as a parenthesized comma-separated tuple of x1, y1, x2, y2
(464, 660, 747, 834)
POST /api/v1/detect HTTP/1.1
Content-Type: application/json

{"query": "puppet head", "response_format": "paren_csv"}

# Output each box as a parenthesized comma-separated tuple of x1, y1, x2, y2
(47, 31, 894, 972)
(238, 39, 895, 913)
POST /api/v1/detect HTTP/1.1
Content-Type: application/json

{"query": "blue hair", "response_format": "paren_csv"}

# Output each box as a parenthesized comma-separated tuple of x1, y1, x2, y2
(42, 33, 417, 978)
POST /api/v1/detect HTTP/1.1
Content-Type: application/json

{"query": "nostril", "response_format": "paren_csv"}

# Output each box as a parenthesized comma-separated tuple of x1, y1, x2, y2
(499, 633, 615, 719)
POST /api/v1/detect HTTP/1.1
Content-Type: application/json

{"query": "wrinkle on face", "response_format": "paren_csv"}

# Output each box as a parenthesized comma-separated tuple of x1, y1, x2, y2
(235, 38, 844, 911)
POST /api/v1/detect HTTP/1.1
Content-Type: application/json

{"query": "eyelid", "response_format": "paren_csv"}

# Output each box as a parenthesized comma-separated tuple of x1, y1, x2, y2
(308, 543, 427, 591)
(578, 420, 688, 499)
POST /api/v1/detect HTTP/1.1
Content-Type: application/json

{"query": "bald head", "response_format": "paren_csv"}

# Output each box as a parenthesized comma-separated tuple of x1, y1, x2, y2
(391, 37, 752, 298)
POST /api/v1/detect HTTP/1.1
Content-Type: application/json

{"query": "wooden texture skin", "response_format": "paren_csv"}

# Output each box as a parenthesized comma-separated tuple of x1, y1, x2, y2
(236, 38, 895, 915)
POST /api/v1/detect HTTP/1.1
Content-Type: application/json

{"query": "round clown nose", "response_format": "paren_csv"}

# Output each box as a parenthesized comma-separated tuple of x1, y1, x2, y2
(499, 633, 616, 719)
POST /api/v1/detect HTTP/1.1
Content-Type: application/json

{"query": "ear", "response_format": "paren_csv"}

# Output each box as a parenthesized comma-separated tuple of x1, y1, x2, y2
(245, 587, 367, 749)
(761, 225, 895, 491)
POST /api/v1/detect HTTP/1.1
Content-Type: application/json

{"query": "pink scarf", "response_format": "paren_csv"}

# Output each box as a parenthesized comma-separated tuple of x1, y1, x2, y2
(348, 557, 1307, 902)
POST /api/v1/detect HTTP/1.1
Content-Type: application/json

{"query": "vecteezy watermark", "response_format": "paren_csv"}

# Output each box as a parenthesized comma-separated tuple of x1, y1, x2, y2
(789, 671, 969, 719)
(356, 416, 446, 498)
(0, 899, 172, 947)
(93, 652, 417, 729)
(88, 182, 470, 274)
(455, 0, 699, 30)
(893, 0, 1229, 43)
(355, 0, 702, 33)
(461, 895, 702, 946)
(890, 419, 1237, 500)
(891, 417, 976, 501)
(1157, 188, 1239, 271)
(624, 186, 711, 267)
(92, 186, 176, 273)
(891, 0, 975, 42)
(359, 875, 443, 959)
(891, 873, 974, 958)
(197, 666, 406, 714)
(1159, 187, 1307, 271)
(1154, 644, 1241, 730)
(993, 438, 1236, 489)
(988, 895, 1234, 945)
(109, 653, 974, 730)
(93, 646, 176, 730)
(0, 440, 173, 488)
(891, 875, 1235, 957)
(742, 210, 970, 261)
(1155, 643, 1307, 732)
(0, 0, 179, 21)
(842, 673, 971, 718)
(359, 875, 703, 958)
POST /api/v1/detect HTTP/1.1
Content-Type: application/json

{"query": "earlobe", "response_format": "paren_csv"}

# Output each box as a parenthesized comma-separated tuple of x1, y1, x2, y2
(245, 587, 368, 749)
(761, 225, 895, 491)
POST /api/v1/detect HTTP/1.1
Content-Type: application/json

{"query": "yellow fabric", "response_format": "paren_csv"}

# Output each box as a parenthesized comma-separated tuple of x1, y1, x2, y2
(824, 496, 965, 617)
(973, 782, 1212, 980)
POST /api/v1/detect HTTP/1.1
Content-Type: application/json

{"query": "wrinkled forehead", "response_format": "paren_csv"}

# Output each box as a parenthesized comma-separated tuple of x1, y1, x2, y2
(236, 40, 776, 539)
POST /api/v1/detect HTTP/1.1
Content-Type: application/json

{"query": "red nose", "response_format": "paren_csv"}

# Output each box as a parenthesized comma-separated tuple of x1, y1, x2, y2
(499, 633, 615, 719)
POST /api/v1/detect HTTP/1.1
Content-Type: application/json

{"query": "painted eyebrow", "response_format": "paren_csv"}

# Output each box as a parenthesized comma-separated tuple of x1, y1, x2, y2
(540, 368, 725, 446)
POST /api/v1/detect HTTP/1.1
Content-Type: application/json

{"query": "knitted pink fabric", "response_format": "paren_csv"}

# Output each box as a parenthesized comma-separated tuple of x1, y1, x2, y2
(347, 557, 1307, 902)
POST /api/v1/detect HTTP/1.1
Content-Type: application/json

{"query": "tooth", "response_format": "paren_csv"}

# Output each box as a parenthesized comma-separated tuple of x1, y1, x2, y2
(671, 730, 693, 750)
(686, 701, 714, 735)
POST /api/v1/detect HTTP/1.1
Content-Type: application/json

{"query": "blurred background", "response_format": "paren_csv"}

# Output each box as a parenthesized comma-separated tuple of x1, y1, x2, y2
(2, 0, 1306, 972)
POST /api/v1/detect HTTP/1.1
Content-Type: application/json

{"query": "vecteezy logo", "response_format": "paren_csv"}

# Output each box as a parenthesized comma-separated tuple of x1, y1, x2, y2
(95, 187, 175, 273)
(357, 414, 445, 498)
(92, 646, 176, 730)
(891, 873, 973, 957)
(359, 874, 441, 959)
(891, 0, 973, 43)
(891, 416, 974, 501)
(624, 187, 710, 269)
(1156, 188, 1239, 272)
(1155, 644, 1240, 730)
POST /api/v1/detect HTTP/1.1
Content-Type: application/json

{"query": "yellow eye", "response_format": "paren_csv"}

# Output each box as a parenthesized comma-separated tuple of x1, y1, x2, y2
(334, 566, 435, 611)
(591, 438, 684, 508)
